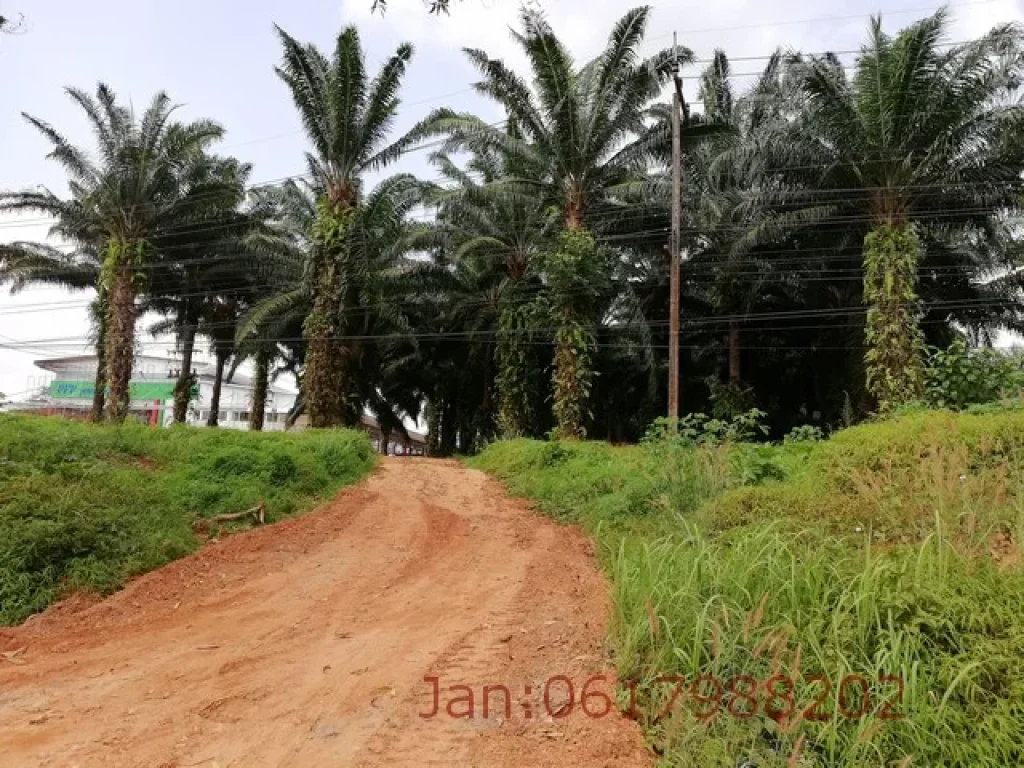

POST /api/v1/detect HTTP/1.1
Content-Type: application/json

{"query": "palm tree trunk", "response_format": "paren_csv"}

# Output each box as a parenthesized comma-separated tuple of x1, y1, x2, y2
(426, 399, 440, 456)
(728, 321, 741, 383)
(380, 427, 391, 455)
(497, 305, 532, 438)
(89, 294, 107, 422)
(439, 396, 458, 456)
(863, 223, 925, 409)
(304, 200, 351, 428)
(549, 228, 596, 439)
(172, 313, 198, 423)
(303, 284, 344, 427)
(565, 196, 583, 231)
(248, 347, 270, 432)
(206, 351, 227, 427)
(552, 324, 591, 438)
(103, 243, 138, 423)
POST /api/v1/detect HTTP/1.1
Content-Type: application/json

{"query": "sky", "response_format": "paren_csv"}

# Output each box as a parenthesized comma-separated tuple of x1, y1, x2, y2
(1, 0, 1023, 400)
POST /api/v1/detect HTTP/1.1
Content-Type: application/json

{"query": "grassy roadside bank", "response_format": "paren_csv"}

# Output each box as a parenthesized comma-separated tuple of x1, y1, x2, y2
(0, 414, 375, 625)
(470, 409, 1024, 767)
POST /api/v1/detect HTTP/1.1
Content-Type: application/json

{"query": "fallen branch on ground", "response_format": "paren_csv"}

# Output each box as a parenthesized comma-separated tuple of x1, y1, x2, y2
(193, 501, 266, 532)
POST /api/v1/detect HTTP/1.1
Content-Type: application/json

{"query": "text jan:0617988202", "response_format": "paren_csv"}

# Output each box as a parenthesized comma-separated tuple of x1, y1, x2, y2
(419, 672, 906, 724)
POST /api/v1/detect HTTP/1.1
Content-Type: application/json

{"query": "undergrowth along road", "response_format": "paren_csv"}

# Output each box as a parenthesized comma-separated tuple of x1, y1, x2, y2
(0, 414, 374, 624)
(471, 408, 1024, 767)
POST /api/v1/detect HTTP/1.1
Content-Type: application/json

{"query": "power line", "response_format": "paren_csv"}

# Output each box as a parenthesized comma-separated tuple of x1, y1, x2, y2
(3, 296, 1017, 349)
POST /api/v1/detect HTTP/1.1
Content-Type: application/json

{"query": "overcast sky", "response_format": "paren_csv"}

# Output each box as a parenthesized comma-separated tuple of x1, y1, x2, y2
(1, 0, 1022, 399)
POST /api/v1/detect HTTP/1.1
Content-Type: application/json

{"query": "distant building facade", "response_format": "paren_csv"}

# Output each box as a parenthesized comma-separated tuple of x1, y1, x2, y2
(18, 354, 429, 450)
(28, 354, 297, 431)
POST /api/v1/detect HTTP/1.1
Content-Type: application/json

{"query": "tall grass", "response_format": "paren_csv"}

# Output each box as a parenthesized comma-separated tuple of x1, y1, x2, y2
(613, 524, 1024, 766)
(0, 414, 375, 625)
(471, 408, 1024, 767)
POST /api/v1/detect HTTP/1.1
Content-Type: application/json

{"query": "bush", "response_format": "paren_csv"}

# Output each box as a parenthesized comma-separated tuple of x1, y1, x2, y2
(784, 424, 825, 443)
(0, 415, 375, 624)
(706, 409, 1024, 544)
(645, 409, 769, 446)
(924, 340, 1023, 410)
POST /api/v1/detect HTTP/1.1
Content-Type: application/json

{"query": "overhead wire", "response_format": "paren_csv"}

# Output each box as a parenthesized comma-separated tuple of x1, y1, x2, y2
(3, 2, 1020, 367)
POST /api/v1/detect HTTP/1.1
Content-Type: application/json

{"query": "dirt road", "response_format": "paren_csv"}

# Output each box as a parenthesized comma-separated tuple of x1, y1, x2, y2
(0, 459, 651, 767)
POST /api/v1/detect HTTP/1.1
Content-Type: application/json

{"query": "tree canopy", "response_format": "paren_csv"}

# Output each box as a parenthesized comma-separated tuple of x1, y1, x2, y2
(4, 6, 1024, 444)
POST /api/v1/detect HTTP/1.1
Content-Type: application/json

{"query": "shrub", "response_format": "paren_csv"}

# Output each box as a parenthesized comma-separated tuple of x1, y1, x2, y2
(645, 409, 769, 446)
(923, 339, 1022, 410)
(785, 424, 825, 443)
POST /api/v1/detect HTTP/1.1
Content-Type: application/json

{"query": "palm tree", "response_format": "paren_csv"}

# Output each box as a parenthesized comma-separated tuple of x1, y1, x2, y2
(414, 229, 530, 452)
(200, 295, 241, 427)
(687, 51, 793, 393)
(225, 334, 281, 432)
(2, 84, 235, 421)
(239, 174, 427, 432)
(427, 143, 555, 437)
(146, 155, 252, 423)
(1, 182, 113, 418)
(274, 24, 415, 427)
(416, 7, 684, 437)
(751, 12, 1024, 408)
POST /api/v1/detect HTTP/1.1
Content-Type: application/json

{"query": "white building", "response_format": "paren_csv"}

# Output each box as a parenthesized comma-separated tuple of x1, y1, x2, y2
(32, 354, 297, 431)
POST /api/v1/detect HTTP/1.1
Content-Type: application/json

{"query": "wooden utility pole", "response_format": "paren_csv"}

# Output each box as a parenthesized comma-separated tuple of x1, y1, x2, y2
(668, 32, 683, 423)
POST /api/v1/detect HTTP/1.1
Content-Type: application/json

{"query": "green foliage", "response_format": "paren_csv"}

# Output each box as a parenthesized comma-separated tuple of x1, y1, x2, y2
(100, 239, 146, 292)
(613, 526, 1024, 767)
(924, 339, 1022, 410)
(785, 424, 825, 443)
(547, 229, 602, 439)
(707, 377, 756, 420)
(470, 439, 663, 528)
(0, 415, 374, 625)
(709, 409, 1024, 541)
(646, 409, 769, 446)
(496, 304, 534, 438)
(863, 223, 927, 411)
(472, 408, 1024, 766)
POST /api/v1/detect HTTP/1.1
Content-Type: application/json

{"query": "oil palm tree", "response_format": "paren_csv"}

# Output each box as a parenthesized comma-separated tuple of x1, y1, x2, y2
(416, 6, 685, 437)
(238, 174, 427, 431)
(414, 218, 542, 451)
(427, 143, 555, 437)
(200, 295, 241, 427)
(749, 11, 1024, 408)
(603, 50, 769, 410)
(2, 84, 235, 421)
(274, 24, 415, 427)
(688, 51, 795, 392)
(146, 155, 252, 423)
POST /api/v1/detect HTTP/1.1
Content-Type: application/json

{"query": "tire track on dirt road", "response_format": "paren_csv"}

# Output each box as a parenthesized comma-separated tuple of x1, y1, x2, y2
(0, 458, 651, 767)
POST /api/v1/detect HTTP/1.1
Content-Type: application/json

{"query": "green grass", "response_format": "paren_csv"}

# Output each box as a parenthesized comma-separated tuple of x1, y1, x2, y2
(0, 414, 375, 625)
(470, 409, 1024, 767)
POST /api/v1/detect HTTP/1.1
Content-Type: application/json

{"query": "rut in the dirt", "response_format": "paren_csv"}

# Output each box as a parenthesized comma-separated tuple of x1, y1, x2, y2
(0, 459, 651, 768)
